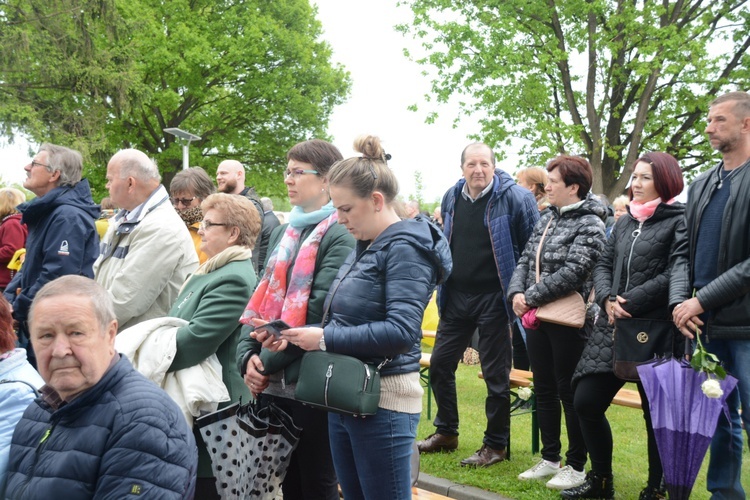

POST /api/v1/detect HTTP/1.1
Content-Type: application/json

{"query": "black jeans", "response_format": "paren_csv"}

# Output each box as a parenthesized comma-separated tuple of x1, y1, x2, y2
(429, 289, 512, 450)
(270, 397, 339, 500)
(525, 322, 587, 470)
(574, 373, 662, 487)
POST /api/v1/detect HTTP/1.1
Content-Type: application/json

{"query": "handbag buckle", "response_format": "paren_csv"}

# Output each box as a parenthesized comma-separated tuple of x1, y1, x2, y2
(636, 331, 649, 343)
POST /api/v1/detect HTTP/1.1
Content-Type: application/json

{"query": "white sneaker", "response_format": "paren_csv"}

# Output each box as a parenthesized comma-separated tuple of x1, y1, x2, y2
(546, 465, 586, 490)
(518, 459, 561, 480)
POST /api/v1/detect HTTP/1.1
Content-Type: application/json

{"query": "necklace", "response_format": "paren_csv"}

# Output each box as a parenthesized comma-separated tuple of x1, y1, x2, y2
(717, 158, 750, 189)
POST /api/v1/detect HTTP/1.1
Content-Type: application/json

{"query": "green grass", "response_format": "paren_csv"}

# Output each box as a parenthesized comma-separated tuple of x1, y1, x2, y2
(417, 359, 750, 499)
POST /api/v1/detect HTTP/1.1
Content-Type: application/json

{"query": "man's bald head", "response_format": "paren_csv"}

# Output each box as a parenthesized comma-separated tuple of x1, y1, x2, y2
(216, 160, 246, 194)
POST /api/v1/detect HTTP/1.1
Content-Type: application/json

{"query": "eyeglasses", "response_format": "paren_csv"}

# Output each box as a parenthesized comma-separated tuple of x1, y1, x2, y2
(171, 196, 197, 206)
(284, 168, 319, 179)
(199, 220, 229, 231)
(30, 160, 50, 169)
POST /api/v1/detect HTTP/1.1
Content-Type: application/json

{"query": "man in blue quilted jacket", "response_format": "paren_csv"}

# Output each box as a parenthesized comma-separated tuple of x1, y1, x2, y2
(2, 276, 197, 499)
(417, 143, 539, 467)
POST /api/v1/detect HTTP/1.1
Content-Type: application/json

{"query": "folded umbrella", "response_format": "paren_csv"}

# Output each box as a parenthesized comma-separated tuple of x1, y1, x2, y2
(637, 357, 738, 500)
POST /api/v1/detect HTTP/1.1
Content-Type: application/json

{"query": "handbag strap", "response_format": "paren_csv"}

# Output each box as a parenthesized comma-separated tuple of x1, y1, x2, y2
(609, 242, 625, 301)
(535, 218, 554, 284)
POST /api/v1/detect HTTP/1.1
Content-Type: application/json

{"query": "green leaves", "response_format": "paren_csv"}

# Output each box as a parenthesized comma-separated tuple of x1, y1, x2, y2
(691, 333, 728, 380)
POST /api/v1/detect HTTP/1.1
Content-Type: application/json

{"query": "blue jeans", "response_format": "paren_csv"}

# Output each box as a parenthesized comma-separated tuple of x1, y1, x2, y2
(702, 338, 750, 499)
(328, 409, 419, 500)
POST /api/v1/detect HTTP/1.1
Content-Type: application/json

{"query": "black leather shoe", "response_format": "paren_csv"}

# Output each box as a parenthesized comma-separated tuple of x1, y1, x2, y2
(459, 445, 508, 467)
(416, 433, 458, 453)
(560, 471, 614, 499)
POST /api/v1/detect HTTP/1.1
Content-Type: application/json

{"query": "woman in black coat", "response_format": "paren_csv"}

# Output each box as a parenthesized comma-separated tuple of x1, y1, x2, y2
(508, 155, 606, 491)
(561, 152, 685, 499)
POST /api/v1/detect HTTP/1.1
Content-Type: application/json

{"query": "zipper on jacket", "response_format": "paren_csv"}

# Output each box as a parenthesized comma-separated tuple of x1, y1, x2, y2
(324, 363, 333, 406)
(623, 221, 644, 292)
(176, 291, 193, 310)
(18, 423, 56, 498)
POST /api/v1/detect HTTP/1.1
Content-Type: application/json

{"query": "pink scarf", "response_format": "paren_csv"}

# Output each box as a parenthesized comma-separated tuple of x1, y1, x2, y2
(240, 212, 339, 327)
(628, 197, 675, 222)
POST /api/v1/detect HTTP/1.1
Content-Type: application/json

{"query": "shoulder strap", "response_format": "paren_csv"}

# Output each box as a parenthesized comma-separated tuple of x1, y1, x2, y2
(535, 218, 554, 283)
(0, 378, 40, 398)
(609, 241, 625, 301)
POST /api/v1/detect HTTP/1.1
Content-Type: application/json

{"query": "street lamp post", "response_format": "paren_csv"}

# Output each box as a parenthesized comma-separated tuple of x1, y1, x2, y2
(164, 128, 202, 170)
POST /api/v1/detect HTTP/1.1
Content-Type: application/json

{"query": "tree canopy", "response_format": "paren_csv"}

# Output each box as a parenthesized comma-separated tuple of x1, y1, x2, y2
(399, 0, 750, 197)
(0, 0, 351, 199)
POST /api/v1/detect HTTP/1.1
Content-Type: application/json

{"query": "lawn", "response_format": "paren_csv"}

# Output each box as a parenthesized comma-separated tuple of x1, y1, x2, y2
(416, 358, 750, 499)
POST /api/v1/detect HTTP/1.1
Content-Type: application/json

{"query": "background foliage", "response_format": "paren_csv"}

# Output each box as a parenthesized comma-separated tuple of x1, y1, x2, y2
(399, 0, 750, 197)
(0, 0, 351, 200)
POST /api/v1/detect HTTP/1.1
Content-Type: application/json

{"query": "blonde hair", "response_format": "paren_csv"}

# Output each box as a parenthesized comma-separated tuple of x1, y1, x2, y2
(612, 195, 629, 210)
(201, 193, 262, 248)
(0, 188, 26, 219)
(327, 135, 399, 203)
(517, 167, 548, 199)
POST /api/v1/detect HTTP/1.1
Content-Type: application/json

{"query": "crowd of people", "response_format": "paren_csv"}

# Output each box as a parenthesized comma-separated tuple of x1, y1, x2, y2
(0, 90, 748, 500)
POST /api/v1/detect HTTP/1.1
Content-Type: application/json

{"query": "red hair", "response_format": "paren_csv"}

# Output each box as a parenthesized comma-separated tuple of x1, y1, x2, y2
(0, 296, 17, 353)
(629, 152, 684, 201)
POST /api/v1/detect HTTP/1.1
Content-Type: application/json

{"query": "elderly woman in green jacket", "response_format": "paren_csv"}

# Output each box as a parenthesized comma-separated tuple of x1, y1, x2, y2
(167, 192, 261, 499)
(236, 140, 355, 500)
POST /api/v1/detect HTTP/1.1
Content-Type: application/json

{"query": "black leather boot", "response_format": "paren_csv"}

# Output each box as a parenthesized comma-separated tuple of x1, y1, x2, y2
(638, 485, 667, 499)
(560, 471, 614, 499)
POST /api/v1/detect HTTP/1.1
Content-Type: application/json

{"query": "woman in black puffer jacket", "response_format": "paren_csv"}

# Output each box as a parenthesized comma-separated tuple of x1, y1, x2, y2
(508, 155, 606, 491)
(561, 152, 685, 500)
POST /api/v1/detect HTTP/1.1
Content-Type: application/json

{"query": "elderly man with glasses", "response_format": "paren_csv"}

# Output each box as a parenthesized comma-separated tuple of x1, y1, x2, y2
(3, 143, 100, 368)
(94, 148, 198, 332)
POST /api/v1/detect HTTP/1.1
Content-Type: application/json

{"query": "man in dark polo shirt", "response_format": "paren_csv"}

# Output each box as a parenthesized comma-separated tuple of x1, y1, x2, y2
(417, 143, 539, 467)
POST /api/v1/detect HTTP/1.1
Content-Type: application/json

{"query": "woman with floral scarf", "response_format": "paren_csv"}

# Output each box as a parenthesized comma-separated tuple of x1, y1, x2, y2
(236, 140, 355, 500)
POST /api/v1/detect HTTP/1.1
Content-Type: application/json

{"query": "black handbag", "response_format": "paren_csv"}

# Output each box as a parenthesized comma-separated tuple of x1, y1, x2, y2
(612, 317, 675, 381)
(609, 243, 675, 381)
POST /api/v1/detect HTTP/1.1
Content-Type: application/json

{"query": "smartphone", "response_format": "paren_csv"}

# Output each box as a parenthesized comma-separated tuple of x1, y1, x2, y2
(255, 319, 292, 339)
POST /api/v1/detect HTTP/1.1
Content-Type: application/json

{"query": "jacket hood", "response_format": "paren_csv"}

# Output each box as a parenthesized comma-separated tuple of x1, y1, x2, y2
(550, 192, 608, 221)
(20, 178, 100, 225)
(365, 216, 453, 285)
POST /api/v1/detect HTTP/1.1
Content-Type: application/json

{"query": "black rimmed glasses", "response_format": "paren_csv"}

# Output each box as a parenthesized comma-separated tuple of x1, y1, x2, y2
(199, 220, 229, 231)
(171, 196, 197, 207)
(284, 168, 319, 179)
(30, 160, 50, 169)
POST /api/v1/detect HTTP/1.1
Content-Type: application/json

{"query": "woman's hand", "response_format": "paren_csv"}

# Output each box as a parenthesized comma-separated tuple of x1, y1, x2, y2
(512, 293, 530, 318)
(282, 326, 324, 351)
(607, 295, 631, 325)
(249, 318, 289, 352)
(243, 354, 270, 398)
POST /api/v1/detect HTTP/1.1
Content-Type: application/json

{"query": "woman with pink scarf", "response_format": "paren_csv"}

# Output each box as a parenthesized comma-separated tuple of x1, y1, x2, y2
(562, 152, 685, 499)
(236, 139, 355, 500)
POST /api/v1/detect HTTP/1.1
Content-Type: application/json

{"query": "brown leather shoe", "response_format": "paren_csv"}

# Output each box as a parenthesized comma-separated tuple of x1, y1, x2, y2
(459, 445, 508, 467)
(416, 433, 458, 453)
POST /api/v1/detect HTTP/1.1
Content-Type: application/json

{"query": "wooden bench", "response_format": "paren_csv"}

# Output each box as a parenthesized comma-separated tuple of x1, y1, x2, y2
(412, 486, 451, 499)
(419, 331, 437, 419)
(480, 369, 642, 454)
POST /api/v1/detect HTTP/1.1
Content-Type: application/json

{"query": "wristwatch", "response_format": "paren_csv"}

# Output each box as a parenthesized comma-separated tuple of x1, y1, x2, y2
(318, 335, 327, 351)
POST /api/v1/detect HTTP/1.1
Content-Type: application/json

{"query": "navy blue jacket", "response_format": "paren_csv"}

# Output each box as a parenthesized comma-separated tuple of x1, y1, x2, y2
(3, 180, 99, 326)
(3, 356, 197, 499)
(439, 169, 539, 319)
(322, 218, 452, 376)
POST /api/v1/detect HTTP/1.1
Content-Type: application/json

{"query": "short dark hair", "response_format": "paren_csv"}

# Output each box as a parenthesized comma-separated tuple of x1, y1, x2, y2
(546, 155, 593, 198)
(710, 91, 750, 118)
(287, 140, 343, 177)
(170, 167, 216, 201)
(629, 152, 684, 201)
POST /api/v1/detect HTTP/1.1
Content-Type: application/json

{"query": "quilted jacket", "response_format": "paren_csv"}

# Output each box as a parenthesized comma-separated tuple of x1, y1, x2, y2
(507, 193, 606, 329)
(573, 202, 685, 384)
(438, 169, 539, 320)
(322, 217, 452, 376)
(3, 356, 197, 499)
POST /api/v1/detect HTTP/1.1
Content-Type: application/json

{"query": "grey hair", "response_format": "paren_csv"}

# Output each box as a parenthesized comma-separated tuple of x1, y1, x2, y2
(111, 149, 161, 182)
(39, 143, 83, 187)
(260, 197, 274, 212)
(29, 276, 116, 332)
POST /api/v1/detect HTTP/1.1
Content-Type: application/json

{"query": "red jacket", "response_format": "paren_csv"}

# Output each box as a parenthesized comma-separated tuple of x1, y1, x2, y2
(0, 213, 27, 289)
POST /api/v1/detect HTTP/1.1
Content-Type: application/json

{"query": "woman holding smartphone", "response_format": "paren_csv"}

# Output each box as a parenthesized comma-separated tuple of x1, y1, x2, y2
(236, 139, 355, 500)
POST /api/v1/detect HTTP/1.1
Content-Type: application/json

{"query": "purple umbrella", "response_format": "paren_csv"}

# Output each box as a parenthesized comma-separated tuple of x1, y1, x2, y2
(637, 358, 738, 500)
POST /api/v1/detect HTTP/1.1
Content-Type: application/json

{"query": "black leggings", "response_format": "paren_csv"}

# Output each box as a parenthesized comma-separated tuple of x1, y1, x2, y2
(574, 373, 662, 487)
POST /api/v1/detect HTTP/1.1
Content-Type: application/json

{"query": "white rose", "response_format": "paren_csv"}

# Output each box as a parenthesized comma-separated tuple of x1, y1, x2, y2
(701, 378, 723, 399)
(517, 387, 533, 401)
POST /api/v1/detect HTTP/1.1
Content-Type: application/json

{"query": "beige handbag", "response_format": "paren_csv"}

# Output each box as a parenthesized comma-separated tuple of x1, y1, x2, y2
(533, 218, 587, 329)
